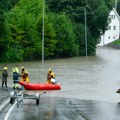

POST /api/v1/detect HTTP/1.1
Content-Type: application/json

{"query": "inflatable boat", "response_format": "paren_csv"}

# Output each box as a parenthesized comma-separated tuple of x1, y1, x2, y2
(19, 81, 61, 90)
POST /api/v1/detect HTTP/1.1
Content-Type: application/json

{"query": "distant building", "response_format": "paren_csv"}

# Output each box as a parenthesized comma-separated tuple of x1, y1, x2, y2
(98, 8, 120, 46)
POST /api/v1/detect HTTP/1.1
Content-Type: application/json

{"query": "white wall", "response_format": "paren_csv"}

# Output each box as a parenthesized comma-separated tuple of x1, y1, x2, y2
(98, 10, 120, 46)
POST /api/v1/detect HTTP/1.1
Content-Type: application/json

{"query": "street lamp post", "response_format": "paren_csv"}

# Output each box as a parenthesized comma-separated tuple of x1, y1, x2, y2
(42, 0, 44, 65)
(115, 0, 118, 10)
(85, 6, 87, 57)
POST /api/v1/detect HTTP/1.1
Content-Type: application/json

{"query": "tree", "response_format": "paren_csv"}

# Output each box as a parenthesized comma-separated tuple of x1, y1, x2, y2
(48, 13, 78, 58)
(117, 0, 120, 15)
(0, 0, 19, 61)
(46, 0, 114, 56)
(5, 0, 57, 61)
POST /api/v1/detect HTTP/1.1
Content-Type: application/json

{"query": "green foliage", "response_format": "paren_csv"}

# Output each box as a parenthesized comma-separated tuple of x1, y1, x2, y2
(111, 39, 120, 45)
(48, 13, 78, 57)
(117, 0, 120, 15)
(46, 0, 114, 56)
(4, 46, 24, 62)
(104, 0, 114, 9)
(0, 0, 19, 61)
(74, 23, 86, 56)
(43, 17, 57, 59)
(5, 0, 58, 61)
(0, 0, 115, 62)
(4, 0, 43, 61)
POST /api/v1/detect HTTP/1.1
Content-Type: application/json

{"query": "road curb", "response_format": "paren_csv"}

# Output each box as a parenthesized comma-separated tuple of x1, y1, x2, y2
(0, 98, 9, 112)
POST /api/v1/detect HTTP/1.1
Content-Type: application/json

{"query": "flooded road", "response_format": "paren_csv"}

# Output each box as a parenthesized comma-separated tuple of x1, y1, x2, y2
(1, 47, 120, 120)
(1, 47, 120, 103)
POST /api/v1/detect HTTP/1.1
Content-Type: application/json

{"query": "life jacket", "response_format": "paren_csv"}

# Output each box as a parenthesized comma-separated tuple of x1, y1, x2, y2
(47, 72, 55, 79)
(12, 67, 19, 73)
(22, 70, 28, 79)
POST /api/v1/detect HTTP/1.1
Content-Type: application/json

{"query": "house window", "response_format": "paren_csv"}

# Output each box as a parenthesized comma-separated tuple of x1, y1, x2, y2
(108, 15, 111, 23)
(108, 37, 110, 39)
(113, 37, 115, 39)
(113, 26, 116, 30)
(108, 26, 111, 30)
(111, 15, 115, 19)
(113, 15, 115, 19)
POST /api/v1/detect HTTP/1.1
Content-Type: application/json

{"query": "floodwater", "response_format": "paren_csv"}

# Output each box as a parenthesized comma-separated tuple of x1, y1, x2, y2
(1, 47, 120, 120)
(1, 47, 120, 103)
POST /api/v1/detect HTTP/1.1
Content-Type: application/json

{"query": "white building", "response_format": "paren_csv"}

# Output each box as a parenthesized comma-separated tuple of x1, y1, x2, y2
(98, 8, 120, 46)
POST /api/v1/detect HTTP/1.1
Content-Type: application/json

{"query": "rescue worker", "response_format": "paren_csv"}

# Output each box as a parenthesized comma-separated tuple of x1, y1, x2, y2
(2, 67, 8, 88)
(21, 67, 30, 83)
(12, 65, 19, 89)
(46, 69, 55, 84)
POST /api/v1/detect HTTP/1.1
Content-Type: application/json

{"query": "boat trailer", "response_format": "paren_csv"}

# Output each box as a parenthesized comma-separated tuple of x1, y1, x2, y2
(10, 90, 46, 107)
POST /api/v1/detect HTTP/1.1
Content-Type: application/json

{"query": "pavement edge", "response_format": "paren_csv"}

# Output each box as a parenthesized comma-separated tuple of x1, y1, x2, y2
(0, 98, 10, 112)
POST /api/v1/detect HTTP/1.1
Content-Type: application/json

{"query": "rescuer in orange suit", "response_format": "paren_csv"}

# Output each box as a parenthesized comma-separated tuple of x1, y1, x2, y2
(21, 67, 30, 83)
(46, 69, 55, 84)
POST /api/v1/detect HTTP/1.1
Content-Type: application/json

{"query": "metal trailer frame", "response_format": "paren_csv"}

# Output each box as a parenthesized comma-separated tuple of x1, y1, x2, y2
(10, 90, 46, 107)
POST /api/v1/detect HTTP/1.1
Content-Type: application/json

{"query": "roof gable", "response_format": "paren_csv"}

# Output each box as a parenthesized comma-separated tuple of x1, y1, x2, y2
(112, 8, 120, 20)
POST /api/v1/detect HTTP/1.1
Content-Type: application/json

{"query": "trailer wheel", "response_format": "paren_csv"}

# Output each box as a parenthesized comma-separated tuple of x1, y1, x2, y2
(36, 99, 39, 105)
(10, 98, 14, 104)
(10, 92, 15, 104)
(35, 93, 40, 105)
(17, 100, 19, 108)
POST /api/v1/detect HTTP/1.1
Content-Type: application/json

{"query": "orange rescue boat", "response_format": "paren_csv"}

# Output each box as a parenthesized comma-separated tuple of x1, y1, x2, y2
(19, 81, 61, 90)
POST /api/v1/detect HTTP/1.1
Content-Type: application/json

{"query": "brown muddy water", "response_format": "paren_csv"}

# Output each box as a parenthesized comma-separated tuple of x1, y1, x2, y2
(0, 47, 120, 103)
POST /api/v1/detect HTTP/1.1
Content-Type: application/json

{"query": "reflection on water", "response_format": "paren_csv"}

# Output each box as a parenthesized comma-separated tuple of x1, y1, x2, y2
(0, 47, 120, 103)
(9, 96, 120, 120)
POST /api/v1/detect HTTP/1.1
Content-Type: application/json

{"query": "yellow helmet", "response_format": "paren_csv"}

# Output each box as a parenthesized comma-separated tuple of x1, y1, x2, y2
(48, 69, 52, 72)
(21, 67, 24, 69)
(4, 67, 8, 70)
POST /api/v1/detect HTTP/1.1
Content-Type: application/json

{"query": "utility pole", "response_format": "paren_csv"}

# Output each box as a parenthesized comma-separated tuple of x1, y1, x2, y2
(42, 0, 44, 65)
(85, 6, 87, 57)
(115, 0, 118, 10)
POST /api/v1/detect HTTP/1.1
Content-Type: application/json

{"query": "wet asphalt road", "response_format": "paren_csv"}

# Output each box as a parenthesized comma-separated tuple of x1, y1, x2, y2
(1, 95, 120, 120)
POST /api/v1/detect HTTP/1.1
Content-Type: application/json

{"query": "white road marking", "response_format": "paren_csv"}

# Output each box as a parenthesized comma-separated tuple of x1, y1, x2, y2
(4, 101, 17, 120)
(0, 99, 9, 112)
